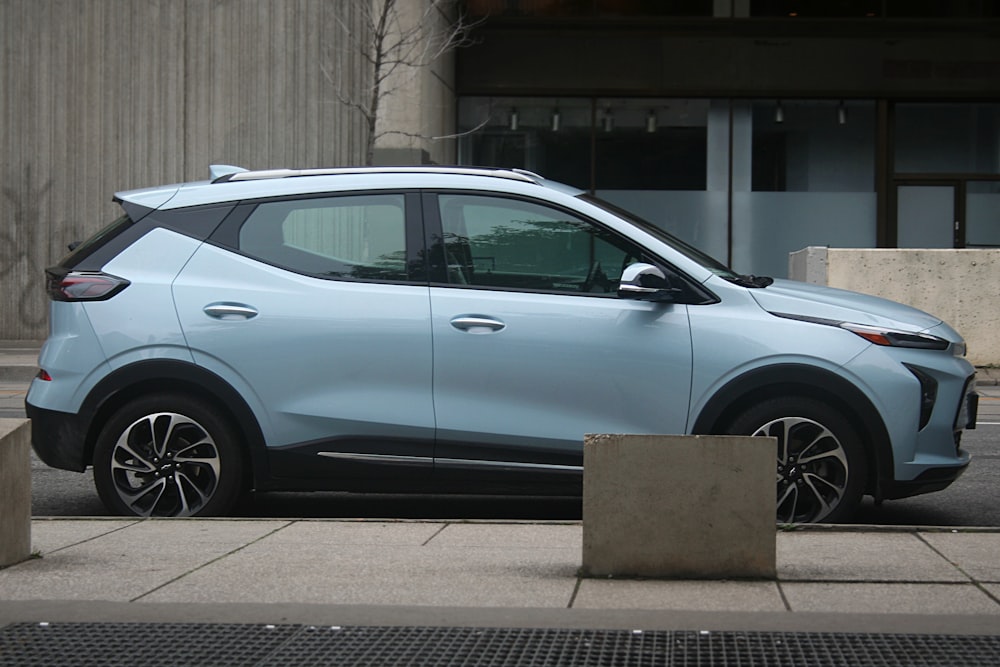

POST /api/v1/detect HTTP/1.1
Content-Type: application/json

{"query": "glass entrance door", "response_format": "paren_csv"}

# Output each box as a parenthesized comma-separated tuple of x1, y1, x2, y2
(966, 181, 1000, 248)
(895, 184, 958, 248)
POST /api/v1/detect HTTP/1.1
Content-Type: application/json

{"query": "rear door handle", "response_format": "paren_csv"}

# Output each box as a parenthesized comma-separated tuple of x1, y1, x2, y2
(449, 315, 505, 333)
(203, 303, 259, 320)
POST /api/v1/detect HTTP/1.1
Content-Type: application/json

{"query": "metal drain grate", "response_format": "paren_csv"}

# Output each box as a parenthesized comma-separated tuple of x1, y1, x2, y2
(0, 622, 301, 667)
(1, 623, 999, 666)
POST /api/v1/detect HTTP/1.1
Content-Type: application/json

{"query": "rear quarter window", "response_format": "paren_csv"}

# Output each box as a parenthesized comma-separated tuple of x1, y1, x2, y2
(59, 203, 236, 272)
(57, 213, 134, 270)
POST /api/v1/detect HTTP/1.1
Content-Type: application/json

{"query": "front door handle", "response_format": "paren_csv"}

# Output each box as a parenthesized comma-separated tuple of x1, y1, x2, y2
(449, 315, 505, 333)
(203, 303, 259, 320)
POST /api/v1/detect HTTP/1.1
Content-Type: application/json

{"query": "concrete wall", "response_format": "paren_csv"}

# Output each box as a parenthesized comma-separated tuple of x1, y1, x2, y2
(790, 247, 1000, 367)
(0, 0, 452, 340)
(373, 1, 459, 166)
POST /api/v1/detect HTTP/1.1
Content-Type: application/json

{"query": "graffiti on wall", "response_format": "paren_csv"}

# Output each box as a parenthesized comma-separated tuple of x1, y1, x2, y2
(0, 166, 57, 336)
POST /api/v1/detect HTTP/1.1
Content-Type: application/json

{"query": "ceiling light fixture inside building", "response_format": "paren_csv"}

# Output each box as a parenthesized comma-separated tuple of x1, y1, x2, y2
(646, 110, 657, 133)
(551, 108, 561, 132)
(774, 101, 784, 124)
(509, 108, 519, 131)
(603, 109, 614, 133)
(838, 101, 848, 125)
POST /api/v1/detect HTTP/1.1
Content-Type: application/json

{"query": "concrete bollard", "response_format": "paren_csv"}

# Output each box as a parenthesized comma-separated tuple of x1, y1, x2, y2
(0, 419, 32, 567)
(581, 434, 776, 579)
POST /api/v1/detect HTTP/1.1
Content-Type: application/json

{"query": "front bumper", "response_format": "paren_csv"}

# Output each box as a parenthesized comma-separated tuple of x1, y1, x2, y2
(880, 456, 970, 500)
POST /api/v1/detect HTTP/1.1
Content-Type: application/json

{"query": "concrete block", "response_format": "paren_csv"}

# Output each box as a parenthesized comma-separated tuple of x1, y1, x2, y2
(788, 246, 829, 285)
(581, 434, 775, 579)
(789, 246, 1000, 366)
(0, 419, 31, 567)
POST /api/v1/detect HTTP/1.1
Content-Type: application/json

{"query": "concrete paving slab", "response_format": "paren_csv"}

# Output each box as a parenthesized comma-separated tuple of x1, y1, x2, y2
(428, 522, 582, 548)
(0, 520, 287, 601)
(139, 538, 580, 607)
(780, 582, 1000, 615)
(920, 531, 1000, 582)
(29, 519, 140, 553)
(776, 531, 965, 582)
(261, 519, 446, 546)
(983, 584, 1000, 601)
(574, 579, 786, 612)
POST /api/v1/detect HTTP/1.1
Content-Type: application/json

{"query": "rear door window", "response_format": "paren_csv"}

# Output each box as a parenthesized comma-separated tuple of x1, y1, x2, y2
(238, 194, 409, 281)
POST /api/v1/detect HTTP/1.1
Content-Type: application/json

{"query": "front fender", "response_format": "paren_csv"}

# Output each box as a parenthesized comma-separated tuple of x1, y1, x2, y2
(691, 363, 893, 498)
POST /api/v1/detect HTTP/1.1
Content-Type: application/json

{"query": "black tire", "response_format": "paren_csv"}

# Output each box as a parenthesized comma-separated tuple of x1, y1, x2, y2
(725, 396, 867, 524)
(93, 394, 245, 517)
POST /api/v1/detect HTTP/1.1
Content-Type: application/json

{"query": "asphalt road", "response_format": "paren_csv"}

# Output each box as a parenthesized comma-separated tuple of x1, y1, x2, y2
(27, 390, 1000, 525)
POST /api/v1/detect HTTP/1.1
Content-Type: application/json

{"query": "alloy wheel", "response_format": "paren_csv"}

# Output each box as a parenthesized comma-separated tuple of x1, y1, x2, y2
(754, 416, 850, 523)
(108, 412, 222, 517)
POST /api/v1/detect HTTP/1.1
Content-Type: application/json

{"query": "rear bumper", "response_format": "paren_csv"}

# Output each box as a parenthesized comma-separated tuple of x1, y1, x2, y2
(24, 401, 90, 472)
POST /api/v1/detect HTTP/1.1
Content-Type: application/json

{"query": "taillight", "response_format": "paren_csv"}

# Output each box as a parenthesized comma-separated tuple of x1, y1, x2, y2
(46, 270, 130, 302)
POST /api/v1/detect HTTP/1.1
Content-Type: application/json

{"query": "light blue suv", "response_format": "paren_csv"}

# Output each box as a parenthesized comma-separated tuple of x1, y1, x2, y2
(26, 166, 978, 521)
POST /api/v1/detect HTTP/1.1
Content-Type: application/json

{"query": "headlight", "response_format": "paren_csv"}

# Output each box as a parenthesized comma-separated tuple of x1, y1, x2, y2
(771, 312, 950, 350)
(838, 323, 949, 350)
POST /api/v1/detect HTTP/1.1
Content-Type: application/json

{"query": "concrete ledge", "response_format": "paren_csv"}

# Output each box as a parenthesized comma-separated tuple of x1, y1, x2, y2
(581, 434, 776, 580)
(789, 247, 1000, 366)
(0, 419, 31, 567)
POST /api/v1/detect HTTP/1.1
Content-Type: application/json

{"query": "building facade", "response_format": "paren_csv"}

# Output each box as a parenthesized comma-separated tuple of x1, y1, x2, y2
(2, 0, 998, 340)
(451, 0, 1000, 278)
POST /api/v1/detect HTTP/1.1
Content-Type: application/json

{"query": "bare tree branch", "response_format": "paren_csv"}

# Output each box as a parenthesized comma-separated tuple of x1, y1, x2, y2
(326, 0, 484, 165)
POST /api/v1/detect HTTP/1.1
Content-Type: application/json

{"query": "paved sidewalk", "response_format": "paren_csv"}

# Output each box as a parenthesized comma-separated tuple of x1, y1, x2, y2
(4, 343, 1000, 648)
(2, 519, 1000, 637)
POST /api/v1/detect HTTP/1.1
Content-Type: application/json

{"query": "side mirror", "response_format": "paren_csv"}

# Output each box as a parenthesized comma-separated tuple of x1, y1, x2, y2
(618, 263, 678, 302)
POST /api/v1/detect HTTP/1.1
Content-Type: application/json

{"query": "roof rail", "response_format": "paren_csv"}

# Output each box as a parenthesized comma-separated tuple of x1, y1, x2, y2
(210, 165, 542, 185)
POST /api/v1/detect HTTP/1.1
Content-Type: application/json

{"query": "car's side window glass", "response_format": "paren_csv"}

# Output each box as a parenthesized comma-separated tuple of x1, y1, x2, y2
(239, 194, 407, 281)
(438, 194, 638, 294)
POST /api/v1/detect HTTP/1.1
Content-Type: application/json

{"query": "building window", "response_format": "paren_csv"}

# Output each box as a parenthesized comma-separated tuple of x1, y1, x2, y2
(594, 99, 707, 191)
(458, 96, 880, 278)
(895, 103, 1000, 175)
(749, 0, 999, 18)
(463, 0, 714, 18)
(731, 99, 877, 277)
(752, 100, 874, 192)
(458, 97, 593, 190)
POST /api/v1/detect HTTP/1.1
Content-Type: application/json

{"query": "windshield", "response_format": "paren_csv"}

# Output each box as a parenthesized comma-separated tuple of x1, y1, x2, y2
(580, 194, 740, 279)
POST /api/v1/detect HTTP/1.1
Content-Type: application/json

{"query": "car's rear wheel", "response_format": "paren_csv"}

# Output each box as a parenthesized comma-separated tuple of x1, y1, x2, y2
(93, 394, 245, 517)
(725, 397, 867, 524)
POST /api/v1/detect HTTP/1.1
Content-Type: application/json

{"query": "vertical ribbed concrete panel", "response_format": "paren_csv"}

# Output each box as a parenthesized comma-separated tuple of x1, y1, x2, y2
(0, 0, 372, 340)
(1, 1, 187, 339)
(0, 420, 32, 567)
(184, 0, 369, 173)
(582, 434, 776, 579)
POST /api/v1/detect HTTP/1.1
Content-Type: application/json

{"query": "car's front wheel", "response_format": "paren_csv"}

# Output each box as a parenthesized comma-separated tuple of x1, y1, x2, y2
(726, 397, 867, 524)
(93, 394, 245, 517)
